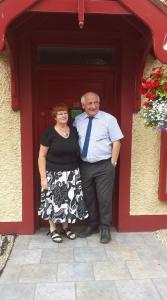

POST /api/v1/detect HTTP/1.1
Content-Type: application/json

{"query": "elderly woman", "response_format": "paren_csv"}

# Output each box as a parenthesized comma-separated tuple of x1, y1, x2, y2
(38, 103, 88, 243)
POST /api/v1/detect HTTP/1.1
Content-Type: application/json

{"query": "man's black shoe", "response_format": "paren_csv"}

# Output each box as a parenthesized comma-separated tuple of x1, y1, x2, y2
(100, 227, 111, 244)
(78, 226, 99, 238)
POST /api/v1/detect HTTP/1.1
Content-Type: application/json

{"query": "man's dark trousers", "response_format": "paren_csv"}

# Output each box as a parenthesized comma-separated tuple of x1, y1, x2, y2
(80, 158, 115, 228)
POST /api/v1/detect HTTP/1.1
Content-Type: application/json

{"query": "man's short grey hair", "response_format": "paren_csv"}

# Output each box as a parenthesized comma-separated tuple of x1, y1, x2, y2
(81, 92, 100, 104)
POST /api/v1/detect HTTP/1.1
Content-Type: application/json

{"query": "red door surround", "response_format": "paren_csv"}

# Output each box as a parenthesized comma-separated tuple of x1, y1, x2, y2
(34, 66, 119, 228)
(0, 2, 167, 234)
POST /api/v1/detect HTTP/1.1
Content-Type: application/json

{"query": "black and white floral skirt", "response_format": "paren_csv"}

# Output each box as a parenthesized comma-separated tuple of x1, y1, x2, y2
(38, 168, 89, 224)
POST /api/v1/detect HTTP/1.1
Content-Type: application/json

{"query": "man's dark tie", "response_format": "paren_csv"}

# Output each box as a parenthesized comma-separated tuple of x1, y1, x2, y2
(81, 117, 93, 158)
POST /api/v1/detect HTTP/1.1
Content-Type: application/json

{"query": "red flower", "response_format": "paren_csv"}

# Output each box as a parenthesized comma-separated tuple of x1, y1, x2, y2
(145, 93, 156, 99)
(143, 101, 152, 107)
(165, 85, 167, 92)
(150, 81, 160, 89)
(154, 70, 163, 78)
(142, 80, 151, 90)
(140, 86, 148, 94)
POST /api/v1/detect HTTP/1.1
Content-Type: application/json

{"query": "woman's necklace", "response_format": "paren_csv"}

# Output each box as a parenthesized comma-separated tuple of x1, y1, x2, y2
(55, 126, 70, 138)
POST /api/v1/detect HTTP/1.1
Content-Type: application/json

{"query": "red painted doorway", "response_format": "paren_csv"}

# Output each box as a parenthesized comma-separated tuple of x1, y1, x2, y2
(34, 63, 120, 229)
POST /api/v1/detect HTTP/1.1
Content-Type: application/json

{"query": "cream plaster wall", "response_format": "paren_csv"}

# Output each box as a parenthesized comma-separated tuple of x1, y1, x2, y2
(130, 55, 167, 215)
(0, 51, 22, 222)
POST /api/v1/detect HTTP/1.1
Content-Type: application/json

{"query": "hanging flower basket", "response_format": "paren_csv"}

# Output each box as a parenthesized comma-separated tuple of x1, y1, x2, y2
(140, 66, 167, 131)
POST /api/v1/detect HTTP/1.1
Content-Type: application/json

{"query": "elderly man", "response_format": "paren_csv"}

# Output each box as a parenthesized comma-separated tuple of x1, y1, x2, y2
(74, 91, 124, 243)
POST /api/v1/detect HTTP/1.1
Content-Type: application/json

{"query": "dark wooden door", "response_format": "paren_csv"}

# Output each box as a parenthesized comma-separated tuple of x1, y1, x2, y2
(34, 65, 118, 227)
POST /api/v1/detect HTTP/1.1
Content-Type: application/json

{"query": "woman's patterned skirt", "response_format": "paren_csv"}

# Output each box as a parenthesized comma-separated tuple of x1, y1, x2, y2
(38, 168, 89, 224)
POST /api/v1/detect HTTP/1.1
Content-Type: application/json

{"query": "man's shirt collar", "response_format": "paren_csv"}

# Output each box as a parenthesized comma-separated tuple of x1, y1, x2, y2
(83, 111, 101, 119)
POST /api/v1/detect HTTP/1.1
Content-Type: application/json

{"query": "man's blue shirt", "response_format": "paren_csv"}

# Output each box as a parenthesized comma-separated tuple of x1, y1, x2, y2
(73, 110, 124, 163)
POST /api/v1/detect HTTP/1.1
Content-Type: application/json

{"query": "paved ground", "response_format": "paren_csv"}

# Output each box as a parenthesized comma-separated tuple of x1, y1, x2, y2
(0, 227, 167, 300)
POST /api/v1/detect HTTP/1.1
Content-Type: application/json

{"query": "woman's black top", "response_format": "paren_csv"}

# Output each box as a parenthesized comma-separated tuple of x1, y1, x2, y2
(41, 127, 80, 171)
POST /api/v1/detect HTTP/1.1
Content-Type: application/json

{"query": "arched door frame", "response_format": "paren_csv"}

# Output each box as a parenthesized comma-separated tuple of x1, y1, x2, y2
(0, 0, 167, 233)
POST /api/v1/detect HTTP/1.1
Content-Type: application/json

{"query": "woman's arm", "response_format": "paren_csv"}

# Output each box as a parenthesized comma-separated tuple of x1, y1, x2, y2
(38, 145, 49, 190)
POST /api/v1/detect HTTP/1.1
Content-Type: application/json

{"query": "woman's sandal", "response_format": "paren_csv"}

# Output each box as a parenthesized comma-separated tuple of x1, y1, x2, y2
(47, 230, 63, 243)
(61, 228, 76, 240)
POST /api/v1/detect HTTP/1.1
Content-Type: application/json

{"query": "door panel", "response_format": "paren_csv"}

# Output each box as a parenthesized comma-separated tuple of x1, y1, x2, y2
(34, 66, 118, 227)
